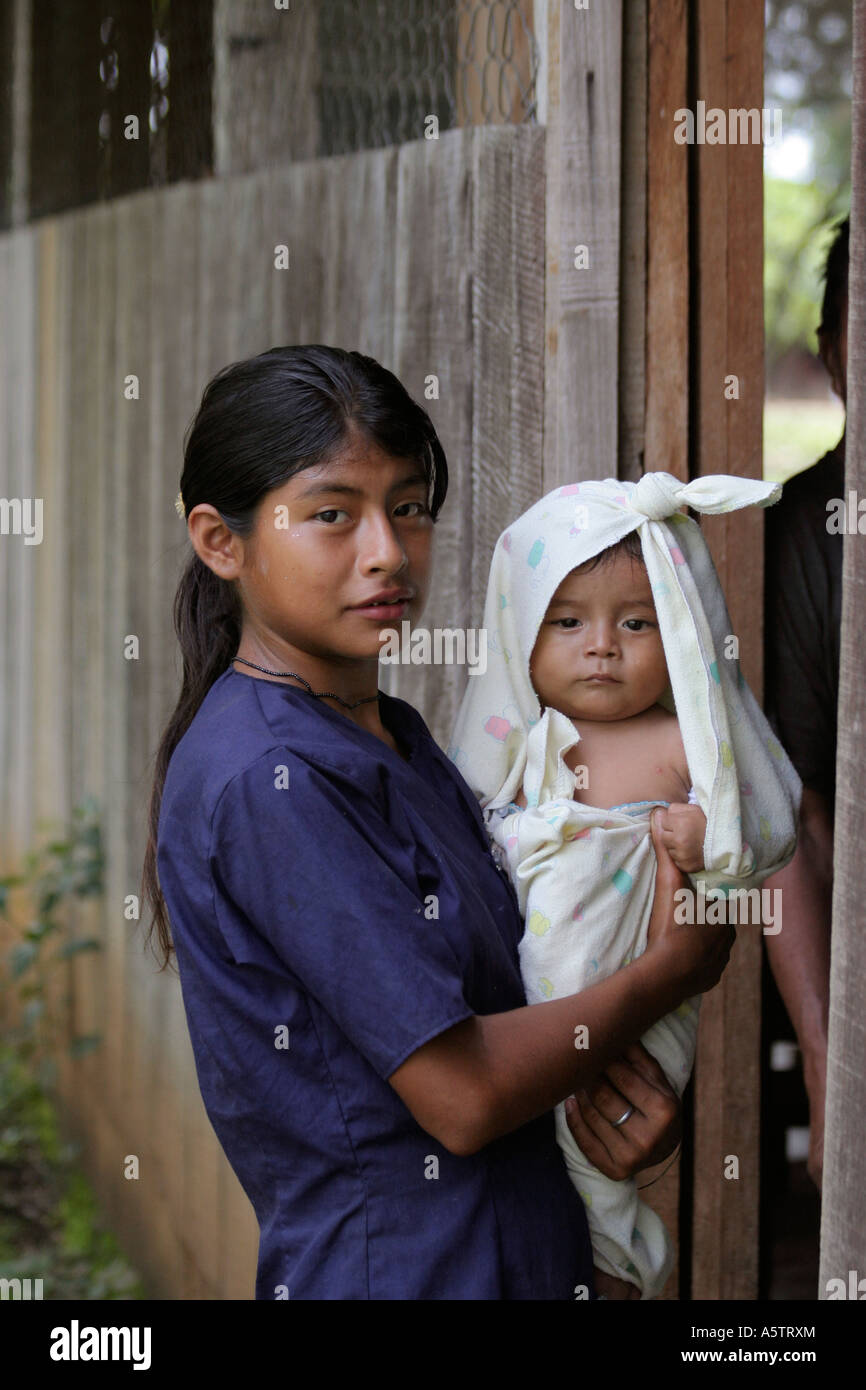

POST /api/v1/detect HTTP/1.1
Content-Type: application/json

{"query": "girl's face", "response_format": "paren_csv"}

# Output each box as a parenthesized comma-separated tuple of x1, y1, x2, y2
(529, 551, 670, 723)
(191, 430, 433, 680)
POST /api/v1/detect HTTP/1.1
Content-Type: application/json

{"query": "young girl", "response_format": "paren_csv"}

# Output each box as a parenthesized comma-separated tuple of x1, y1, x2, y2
(449, 473, 802, 1300)
(143, 351, 732, 1301)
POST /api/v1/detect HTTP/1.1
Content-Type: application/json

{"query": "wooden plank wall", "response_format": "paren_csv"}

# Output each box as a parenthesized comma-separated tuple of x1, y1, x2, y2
(0, 123, 547, 1298)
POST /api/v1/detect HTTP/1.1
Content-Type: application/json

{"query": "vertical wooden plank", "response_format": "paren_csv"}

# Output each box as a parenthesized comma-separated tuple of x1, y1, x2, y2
(315, 149, 399, 359)
(391, 129, 475, 739)
(116, 189, 164, 1288)
(212, 0, 319, 175)
(98, 193, 132, 1243)
(267, 158, 327, 349)
(0, 237, 12, 861)
(690, 0, 765, 1301)
(645, 0, 688, 484)
(618, 0, 647, 484)
(8, 0, 32, 227)
(3, 227, 37, 862)
(469, 125, 546, 613)
(69, 202, 112, 1182)
(32, 220, 71, 881)
(819, 0, 866, 1291)
(139, 183, 186, 1293)
(151, 180, 202, 1291)
(542, 0, 622, 490)
(640, 0, 690, 1301)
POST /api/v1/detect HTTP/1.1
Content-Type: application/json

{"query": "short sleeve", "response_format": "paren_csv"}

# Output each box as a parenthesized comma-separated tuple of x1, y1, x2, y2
(764, 492, 836, 798)
(209, 752, 475, 1079)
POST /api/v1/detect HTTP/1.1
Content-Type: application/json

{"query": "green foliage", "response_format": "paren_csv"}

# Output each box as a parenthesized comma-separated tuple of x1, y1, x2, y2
(0, 1045, 144, 1299)
(765, 175, 850, 373)
(0, 796, 105, 1079)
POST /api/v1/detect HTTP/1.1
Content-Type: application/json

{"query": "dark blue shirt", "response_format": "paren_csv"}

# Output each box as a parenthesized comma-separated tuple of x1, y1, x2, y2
(157, 666, 595, 1300)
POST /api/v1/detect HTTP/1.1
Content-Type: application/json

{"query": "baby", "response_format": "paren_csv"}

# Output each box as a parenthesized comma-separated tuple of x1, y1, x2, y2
(510, 530, 705, 1300)
(512, 529, 707, 873)
(448, 472, 801, 1301)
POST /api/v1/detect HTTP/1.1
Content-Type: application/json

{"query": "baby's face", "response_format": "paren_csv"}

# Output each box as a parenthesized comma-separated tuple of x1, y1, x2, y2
(529, 552, 669, 722)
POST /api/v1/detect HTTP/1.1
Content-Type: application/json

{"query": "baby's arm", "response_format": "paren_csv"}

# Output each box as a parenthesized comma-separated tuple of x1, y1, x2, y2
(656, 721, 706, 872)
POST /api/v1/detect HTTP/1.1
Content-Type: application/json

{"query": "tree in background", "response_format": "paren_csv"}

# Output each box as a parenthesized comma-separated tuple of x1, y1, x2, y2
(765, 0, 851, 376)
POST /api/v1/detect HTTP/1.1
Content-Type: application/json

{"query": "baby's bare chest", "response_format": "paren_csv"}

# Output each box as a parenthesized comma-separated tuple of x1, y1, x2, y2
(564, 724, 688, 809)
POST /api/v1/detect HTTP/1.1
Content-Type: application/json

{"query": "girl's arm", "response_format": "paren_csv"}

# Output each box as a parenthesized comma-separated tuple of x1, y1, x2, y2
(390, 812, 734, 1155)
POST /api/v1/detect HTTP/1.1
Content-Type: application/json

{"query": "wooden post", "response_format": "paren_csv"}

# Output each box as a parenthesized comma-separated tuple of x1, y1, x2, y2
(690, 0, 766, 1301)
(540, 0, 623, 491)
(819, 0, 866, 1297)
(618, 0, 648, 484)
(645, 0, 688, 485)
(637, 0, 689, 1297)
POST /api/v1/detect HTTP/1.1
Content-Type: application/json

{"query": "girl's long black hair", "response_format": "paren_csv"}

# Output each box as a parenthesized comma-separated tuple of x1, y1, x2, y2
(142, 345, 449, 969)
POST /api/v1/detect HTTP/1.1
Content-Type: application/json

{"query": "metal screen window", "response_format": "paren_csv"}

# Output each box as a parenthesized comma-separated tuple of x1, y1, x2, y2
(317, 0, 539, 157)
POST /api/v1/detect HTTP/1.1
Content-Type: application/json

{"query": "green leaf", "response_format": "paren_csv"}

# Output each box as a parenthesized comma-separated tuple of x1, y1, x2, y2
(68, 1035, 101, 1059)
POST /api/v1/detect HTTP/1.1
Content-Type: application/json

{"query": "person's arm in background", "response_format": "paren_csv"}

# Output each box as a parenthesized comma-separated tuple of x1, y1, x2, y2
(762, 786, 833, 1189)
(763, 473, 839, 1192)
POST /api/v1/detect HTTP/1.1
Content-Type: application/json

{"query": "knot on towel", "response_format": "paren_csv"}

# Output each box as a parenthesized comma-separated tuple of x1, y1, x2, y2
(628, 471, 687, 521)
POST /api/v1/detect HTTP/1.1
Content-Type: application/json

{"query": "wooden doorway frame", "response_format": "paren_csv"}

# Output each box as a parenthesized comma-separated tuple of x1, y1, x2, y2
(539, 0, 766, 1298)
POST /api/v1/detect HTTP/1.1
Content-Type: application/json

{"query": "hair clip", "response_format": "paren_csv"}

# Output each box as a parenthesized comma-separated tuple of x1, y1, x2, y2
(174, 490, 186, 518)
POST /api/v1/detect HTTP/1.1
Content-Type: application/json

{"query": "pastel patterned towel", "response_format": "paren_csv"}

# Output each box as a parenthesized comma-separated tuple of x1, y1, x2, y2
(446, 472, 802, 1297)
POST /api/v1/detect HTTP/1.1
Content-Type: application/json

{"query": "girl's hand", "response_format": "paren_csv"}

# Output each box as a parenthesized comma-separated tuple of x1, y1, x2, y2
(654, 802, 707, 873)
(564, 1041, 681, 1180)
(646, 808, 735, 998)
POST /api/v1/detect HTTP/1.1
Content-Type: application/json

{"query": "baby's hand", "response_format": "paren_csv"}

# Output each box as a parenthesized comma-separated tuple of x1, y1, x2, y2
(653, 803, 707, 873)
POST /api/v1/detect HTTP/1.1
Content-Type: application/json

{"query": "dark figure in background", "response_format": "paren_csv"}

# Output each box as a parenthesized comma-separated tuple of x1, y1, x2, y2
(763, 215, 848, 1195)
